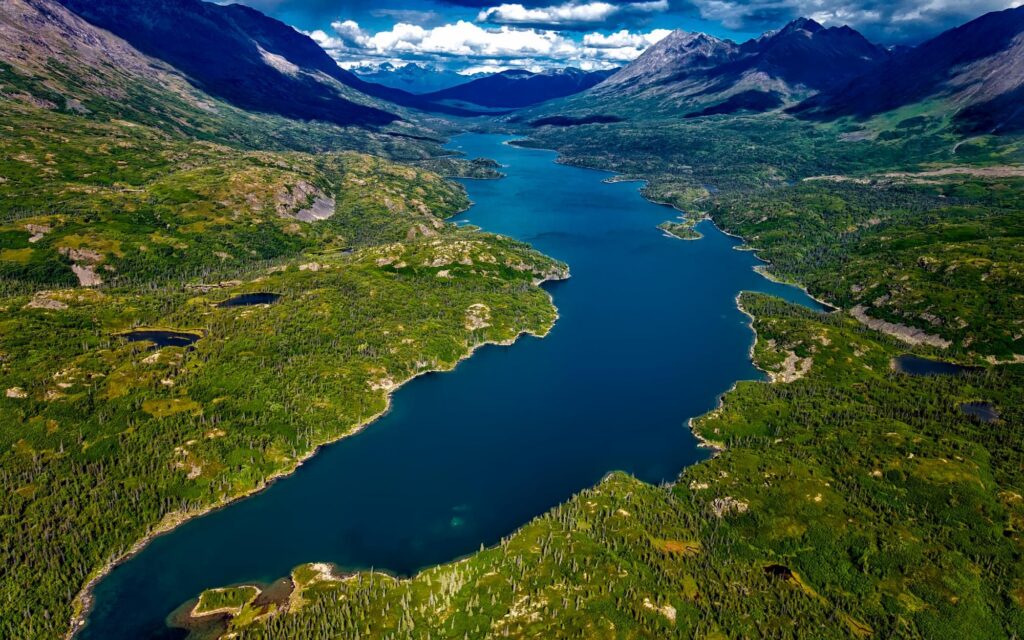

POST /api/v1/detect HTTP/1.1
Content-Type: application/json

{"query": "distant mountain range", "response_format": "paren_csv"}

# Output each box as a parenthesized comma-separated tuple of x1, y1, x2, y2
(419, 68, 618, 110)
(49, 0, 609, 119)
(351, 63, 487, 94)
(7, 0, 1024, 135)
(545, 8, 1024, 134)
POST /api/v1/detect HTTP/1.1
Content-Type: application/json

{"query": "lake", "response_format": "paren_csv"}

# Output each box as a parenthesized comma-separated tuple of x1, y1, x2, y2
(79, 134, 824, 639)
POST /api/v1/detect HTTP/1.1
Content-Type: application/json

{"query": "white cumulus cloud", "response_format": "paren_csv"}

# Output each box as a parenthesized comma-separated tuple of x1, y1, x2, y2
(478, 1, 668, 29)
(310, 19, 670, 70)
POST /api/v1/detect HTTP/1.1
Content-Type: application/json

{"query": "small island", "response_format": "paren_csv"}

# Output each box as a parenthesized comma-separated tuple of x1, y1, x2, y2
(658, 219, 702, 240)
(192, 585, 260, 618)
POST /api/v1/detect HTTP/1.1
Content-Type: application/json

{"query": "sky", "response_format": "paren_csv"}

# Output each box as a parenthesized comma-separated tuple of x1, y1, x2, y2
(227, 0, 1024, 73)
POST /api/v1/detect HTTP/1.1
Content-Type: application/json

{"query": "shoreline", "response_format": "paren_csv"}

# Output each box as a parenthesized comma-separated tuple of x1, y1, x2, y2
(515, 137, 839, 316)
(498, 138, 821, 459)
(65, 271, 568, 640)
(750, 265, 837, 312)
(130, 134, 808, 638)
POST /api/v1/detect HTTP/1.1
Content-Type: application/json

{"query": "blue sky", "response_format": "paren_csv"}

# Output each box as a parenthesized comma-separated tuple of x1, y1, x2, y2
(229, 0, 1023, 72)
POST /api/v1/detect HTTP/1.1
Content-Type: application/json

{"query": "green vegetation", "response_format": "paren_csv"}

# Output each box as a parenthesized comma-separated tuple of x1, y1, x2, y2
(522, 113, 1024, 359)
(413, 156, 506, 180)
(0, 107, 469, 292)
(0, 216, 563, 638)
(520, 111, 1024, 207)
(658, 218, 703, 240)
(707, 175, 1024, 358)
(205, 294, 1024, 639)
(198, 111, 1024, 639)
(193, 586, 260, 616)
(5, 8, 1024, 637)
(0, 74, 565, 638)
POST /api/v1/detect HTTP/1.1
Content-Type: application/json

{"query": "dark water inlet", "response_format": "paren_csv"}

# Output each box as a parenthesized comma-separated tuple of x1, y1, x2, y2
(81, 134, 825, 639)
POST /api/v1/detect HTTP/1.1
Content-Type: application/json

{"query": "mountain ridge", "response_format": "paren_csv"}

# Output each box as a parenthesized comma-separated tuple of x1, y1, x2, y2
(52, 0, 405, 126)
(792, 6, 1024, 133)
(352, 63, 488, 94)
(586, 17, 888, 116)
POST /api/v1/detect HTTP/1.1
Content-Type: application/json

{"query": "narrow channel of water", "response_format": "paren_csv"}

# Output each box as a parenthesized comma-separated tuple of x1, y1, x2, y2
(80, 134, 824, 639)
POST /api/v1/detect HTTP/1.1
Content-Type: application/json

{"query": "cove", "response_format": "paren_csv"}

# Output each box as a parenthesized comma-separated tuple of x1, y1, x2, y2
(79, 134, 825, 639)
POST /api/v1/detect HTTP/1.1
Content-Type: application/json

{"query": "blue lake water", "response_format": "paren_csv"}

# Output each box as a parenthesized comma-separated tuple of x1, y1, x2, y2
(80, 134, 824, 639)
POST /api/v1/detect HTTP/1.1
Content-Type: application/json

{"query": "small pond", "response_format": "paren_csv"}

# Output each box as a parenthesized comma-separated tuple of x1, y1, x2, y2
(217, 293, 281, 307)
(120, 330, 201, 349)
(893, 355, 980, 377)
(960, 402, 999, 423)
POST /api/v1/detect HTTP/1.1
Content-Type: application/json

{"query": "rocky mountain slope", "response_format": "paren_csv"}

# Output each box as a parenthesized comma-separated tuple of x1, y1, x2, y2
(52, 0, 521, 118)
(52, 0, 402, 127)
(586, 18, 887, 115)
(792, 6, 1024, 134)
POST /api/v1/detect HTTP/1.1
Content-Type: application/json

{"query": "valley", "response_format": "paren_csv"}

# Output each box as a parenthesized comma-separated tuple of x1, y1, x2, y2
(76, 134, 823, 639)
(1, 0, 1022, 639)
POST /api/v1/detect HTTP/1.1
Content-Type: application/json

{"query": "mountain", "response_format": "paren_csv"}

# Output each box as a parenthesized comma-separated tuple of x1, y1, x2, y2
(54, 0, 524, 118)
(727, 18, 887, 92)
(792, 6, 1024, 133)
(597, 31, 738, 93)
(352, 63, 487, 94)
(588, 18, 888, 116)
(421, 68, 618, 109)
(52, 0, 401, 127)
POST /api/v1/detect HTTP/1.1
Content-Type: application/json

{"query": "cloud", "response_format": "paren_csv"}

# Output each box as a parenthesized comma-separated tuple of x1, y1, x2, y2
(684, 0, 1024, 43)
(581, 28, 673, 60)
(309, 19, 670, 70)
(478, 1, 669, 30)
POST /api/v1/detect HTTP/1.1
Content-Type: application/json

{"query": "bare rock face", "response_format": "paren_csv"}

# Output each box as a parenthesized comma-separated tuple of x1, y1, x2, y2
(58, 247, 103, 287)
(293, 196, 336, 222)
(271, 181, 336, 222)
(464, 303, 492, 331)
(598, 31, 738, 93)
